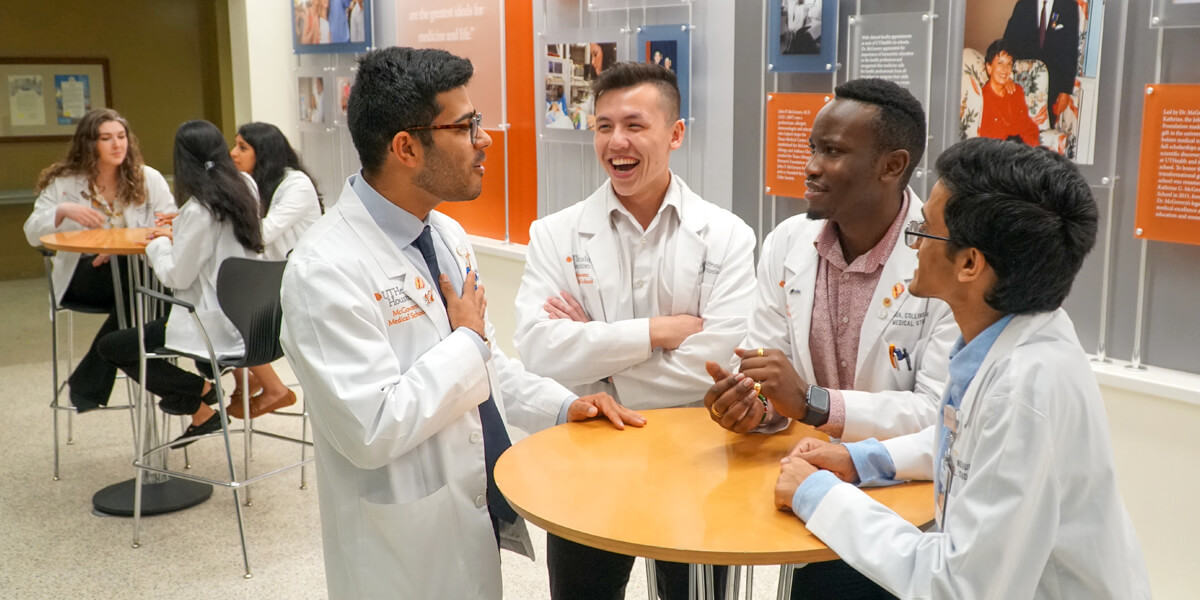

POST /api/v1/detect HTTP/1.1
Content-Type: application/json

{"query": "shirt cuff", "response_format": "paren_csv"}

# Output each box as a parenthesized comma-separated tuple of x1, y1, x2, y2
(816, 389, 846, 438)
(791, 469, 840, 522)
(456, 327, 492, 362)
(846, 438, 898, 485)
(556, 395, 577, 425)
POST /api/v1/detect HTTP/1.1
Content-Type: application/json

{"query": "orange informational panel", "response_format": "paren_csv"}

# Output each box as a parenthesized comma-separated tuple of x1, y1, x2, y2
(436, 129, 507, 241)
(1135, 84, 1200, 246)
(764, 93, 831, 199)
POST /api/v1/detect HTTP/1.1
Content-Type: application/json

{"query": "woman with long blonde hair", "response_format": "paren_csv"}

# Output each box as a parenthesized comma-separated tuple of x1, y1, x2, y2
(23, 108, 175, 412)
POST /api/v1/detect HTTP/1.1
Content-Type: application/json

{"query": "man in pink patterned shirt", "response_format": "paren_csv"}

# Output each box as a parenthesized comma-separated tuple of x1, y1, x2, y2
(705, 78, 959, 599)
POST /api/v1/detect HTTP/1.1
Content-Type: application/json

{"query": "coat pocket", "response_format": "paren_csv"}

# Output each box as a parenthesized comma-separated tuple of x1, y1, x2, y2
(356, 484, 466, 598)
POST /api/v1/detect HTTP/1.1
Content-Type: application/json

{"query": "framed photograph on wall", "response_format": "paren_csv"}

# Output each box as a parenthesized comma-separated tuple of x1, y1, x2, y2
(767, 0, 839, 73)
(0, 57, 111, 142)
(293, 0, 372, 55)
(297, 73, 330, 129)
(543, 29, 626, 141)
(636, 25, 690, 121)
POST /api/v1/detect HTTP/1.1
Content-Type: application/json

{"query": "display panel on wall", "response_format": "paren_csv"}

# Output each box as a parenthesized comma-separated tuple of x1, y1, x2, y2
(293, 0, 373, 54)
(296, 72, 331, 129)
(0, 58, 110, 142)
(959, 0, 1106, 165)
(1134, 84, 1200, 246)
(395, 0, 505, 129)
(1151, 0, 1200, 28)
(767, 0, 839, 73)
(764, 92, 830, 199)
(544, 30, 626, 138)
(848, 12, 930, 101)
(636, 25, 690, 121)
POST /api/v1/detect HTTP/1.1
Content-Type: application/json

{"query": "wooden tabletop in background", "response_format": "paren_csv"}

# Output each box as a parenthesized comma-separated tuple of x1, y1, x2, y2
(40, 228, 162, 255)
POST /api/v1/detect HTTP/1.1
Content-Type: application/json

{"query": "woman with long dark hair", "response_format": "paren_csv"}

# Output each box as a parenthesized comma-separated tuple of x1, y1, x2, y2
(23, 108, 176, 412)
(226, 121, 320, 418)
(98, 120, 264, 446)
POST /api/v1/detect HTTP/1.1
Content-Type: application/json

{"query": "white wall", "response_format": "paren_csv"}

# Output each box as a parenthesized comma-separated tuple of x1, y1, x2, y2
(226, 0, 299, 145)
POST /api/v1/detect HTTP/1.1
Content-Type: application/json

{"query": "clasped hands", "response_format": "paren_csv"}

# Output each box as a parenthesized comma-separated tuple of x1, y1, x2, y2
(702, 347, 812, 434)
(773, 437, 860, 514)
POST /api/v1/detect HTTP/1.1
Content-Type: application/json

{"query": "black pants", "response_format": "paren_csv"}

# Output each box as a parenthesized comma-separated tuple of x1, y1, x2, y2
(62, 255, 131, 408)
(790, 560, 896, 600)
(547, 533, 727, 600)
(96, 316, 213, 413)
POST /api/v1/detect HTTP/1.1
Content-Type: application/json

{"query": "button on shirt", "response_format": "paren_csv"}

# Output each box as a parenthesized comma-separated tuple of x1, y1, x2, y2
(608, 180, 683, 320)
(807, 191, 910, 437)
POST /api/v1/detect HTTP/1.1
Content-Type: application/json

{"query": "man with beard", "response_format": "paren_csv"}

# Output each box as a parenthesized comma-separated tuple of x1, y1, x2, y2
(279, 47, 639, 599)
(704, 78, 958, 599)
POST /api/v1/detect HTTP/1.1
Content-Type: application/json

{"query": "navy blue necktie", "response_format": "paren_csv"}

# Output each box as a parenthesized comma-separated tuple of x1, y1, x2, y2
(413, 226, 518, 525)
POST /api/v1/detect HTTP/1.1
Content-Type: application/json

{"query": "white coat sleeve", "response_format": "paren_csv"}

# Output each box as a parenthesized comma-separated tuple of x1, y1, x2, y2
(24, 179, 74, 246)
(513, 218, 652, 386)
(606, 222, 757, 409)
(805, 387, 1057, 600)
(145, 169, 177, 217)
(145, 204, 213, 291)
(840, 299, 958, 442)
(487, 315, 574, 435)
(280, 258, 492, 470)
(881, 425, 936, 481)
(261, 172, 319, 246)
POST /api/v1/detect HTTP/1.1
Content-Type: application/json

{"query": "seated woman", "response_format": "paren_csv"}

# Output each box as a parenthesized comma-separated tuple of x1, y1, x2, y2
(98, 120, 264, 447)
(977, 39, 1040, 147)
(23, 108, 176, 412)
(226, 121, 322, 418)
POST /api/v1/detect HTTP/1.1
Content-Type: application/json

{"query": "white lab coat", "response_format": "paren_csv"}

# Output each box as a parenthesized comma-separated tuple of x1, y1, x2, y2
(261, 168, 321, 260)
(805, 309, 1151, 599)
(746, 191, 958, 441)
(279, 180, 572, 600)
(144, 186, 262, 360)
(23, 165, 175, 305)
(514, 175, 757, 410)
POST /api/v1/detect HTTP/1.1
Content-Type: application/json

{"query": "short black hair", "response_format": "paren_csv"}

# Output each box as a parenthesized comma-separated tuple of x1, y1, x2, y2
(834, 78, 927, 186)
(348, 47, 474, 176)
(985, 39, 1014, 65)
(935, 138, 1098, 315)
(592, 62, 681, 122)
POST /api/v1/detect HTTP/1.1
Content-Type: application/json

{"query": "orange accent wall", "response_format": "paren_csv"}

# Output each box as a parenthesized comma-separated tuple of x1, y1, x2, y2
(436, 0, 537, 245)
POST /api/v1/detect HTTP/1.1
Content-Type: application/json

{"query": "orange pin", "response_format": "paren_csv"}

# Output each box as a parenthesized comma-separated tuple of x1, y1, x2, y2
(883, 297, 892, 308)
(415, 277, 425, 290)
(892, 282, 905, 298)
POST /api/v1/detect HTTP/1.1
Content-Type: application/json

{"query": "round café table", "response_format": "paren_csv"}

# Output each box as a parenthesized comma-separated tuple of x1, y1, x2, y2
(40, 228, 213, 517)
(495, 407, 934, 599)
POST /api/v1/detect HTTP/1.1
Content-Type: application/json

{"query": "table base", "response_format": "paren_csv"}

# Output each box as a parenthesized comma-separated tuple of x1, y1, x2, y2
(92, 477, 212, 516)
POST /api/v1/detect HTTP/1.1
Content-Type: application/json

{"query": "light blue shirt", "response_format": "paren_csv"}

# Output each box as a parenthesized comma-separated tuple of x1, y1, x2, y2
(352, 173, 490, 361)
(792, 314, 1015, 521)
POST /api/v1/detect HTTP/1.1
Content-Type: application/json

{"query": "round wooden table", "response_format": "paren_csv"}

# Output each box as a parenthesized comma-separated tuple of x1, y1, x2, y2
(496, 407, 933, 596)
(40, 228, 213, 518)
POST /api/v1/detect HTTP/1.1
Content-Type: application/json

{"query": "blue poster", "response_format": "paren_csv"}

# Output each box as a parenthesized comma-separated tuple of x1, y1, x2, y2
(55, 74, 91, 125)
(637, 25, 690, 120)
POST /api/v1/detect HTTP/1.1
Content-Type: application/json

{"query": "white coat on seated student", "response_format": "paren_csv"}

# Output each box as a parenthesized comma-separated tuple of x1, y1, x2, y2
(230, 121, 323, 261)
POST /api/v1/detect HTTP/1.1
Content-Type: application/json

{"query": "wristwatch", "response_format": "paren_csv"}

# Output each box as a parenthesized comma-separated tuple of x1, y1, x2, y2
(800, 385, 830, 427)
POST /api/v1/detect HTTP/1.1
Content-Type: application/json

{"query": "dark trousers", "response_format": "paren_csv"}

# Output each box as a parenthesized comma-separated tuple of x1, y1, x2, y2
(547, 533, 727, 600)
(790, 560, 896, 600)
(63, 255, 131, 407)
(96, 316, 212, 413)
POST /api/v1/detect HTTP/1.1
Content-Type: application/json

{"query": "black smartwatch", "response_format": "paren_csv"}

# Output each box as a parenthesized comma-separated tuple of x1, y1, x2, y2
(800, 385, 830, 427)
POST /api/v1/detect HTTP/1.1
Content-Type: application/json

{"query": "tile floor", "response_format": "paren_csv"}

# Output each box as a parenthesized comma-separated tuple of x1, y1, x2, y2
(0, 276, 784, 599)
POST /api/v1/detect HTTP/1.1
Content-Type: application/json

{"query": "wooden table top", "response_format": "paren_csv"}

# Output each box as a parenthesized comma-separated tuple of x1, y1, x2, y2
(40, 228, 163, 255)
(496, 407, 934, 565)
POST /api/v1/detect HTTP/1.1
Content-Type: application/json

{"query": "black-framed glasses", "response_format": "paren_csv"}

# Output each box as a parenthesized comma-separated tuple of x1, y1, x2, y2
(905, 220, 952, 249)
(405, 111, 483, 145)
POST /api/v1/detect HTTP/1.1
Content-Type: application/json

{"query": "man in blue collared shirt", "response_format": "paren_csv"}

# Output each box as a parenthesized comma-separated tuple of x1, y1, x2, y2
(772, 138, 1149, 599)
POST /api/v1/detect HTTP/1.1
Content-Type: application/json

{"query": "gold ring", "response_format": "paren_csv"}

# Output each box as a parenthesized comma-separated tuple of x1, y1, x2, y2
(712, 408, 723, 418)
(753, 382, 762, 393)
(757, 347, 765, 357)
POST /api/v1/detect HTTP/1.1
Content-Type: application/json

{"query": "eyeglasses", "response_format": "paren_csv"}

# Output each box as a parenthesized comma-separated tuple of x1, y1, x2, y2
(404, 111, 483, 145)
(904, 220, 952, 249)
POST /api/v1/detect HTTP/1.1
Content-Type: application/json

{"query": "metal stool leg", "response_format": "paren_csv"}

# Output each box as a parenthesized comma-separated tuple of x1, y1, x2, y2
(725, 566, 742, 599)
(299, 396, 309, 490)
(242, 370, 253, 507)
(704, 564, 716, 599)
(65, 311, 75, 445)
(51, 303, 62, 480)
(745, 566, 754, 600)
(181, 416, 192, 469)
